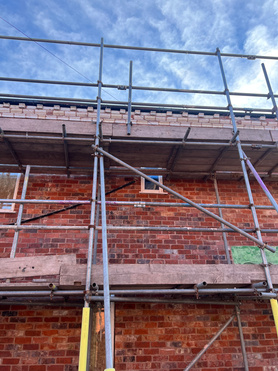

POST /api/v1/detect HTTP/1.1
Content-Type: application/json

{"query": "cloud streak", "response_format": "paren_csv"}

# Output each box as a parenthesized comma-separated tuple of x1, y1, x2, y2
(0, 0, 277, 111)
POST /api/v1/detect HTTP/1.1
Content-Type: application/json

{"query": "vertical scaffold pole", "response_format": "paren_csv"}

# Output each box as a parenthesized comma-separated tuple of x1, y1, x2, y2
(261, 63, 278, 120)
(100, 155, 114, 369)
(216, 48, 274, 293)
(92, 185, 101, 265)
(78, 38, 104, 371)
(127, 60, 133, 135)
(213, 177, 231, 264)
(257, 63, 278, 337)
(10, 165, 31, 258)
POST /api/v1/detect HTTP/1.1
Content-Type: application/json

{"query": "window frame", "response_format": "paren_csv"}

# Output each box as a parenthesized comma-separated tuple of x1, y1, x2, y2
(140, 175, 165, 194)
(0, 173, 21, 213)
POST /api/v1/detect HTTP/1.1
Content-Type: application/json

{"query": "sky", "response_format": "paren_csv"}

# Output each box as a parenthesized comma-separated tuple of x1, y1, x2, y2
(0, 0, 278, 112)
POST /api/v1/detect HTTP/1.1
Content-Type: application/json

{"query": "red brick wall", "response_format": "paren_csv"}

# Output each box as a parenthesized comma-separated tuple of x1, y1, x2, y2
(1, 302, 278, 370)
(1, 174, 278, 263)
(1, 174, 278, 370)
(115, 302, 278, 371)
(0, 176, 92, 262)
(0, 304, 81, 371)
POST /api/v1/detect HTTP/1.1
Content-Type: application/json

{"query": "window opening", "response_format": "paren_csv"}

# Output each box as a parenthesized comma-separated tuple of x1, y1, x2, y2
(90, 303, 115, 370)
(0, 173, 20, 212)
(141, 175, 164, 193)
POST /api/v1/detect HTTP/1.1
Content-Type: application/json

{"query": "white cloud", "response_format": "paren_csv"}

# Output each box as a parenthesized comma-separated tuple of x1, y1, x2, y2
(0, 0, 278, 113)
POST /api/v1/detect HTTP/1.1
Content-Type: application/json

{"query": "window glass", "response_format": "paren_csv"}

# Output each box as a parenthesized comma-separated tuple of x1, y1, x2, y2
(141, 175, 164, 193)
(0, 173, 20, 212)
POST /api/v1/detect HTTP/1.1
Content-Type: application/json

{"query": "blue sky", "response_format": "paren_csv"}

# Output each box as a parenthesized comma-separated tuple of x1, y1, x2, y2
(0, 0, 278, 110)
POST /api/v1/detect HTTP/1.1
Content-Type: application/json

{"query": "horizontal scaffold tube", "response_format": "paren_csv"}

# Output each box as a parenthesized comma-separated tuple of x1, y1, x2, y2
(2, 164, 278, 178)
(88, 296, 238, 305)
(0, 93, 273, 114)
(92, 146, 276, 253)
(0, 225, 88, 230)
(0, 198, 276, 210)
(1, 288, 274, 297)
(0, 76, 275, 98)
(102, 99, 273, 113)
(96, 225, 278, 233)
(0, 290, 84, 296)
(95, 288, 273, 295)
(102, 138, 278, 149)
(0, 199, 90, 204)
(1, 224, 278, 233)
(0, 133, 277, 150)
(1, 35, 278, 60)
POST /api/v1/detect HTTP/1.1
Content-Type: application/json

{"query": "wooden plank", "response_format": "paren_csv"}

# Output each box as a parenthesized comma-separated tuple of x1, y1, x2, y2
(269, 130, 278, 142)
(0, 281, 59, 291)
(0, 254, 76, 279)
(1, 117, 273, 143)
(239, 129, 272, 142)
(112, 124, 273, 142)
(0, 118, 113, 136)
(59, 263, 278, 288)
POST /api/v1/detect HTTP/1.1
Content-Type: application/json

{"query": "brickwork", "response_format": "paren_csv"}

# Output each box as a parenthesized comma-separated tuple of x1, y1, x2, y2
(0, 102, 278, 130)
(0, 304, 81, 371)
(1, 175, 277, 265)
(0, 301, 278, 370)
(115, 302, 278, 371)
(0, 176, 92, 263)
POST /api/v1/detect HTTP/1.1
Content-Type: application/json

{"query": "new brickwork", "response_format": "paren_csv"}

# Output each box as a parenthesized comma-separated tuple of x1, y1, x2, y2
(0, 102, 277, 130)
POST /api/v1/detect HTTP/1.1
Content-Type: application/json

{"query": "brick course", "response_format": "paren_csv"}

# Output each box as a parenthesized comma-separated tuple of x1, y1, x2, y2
(0, 103, 277, 130)
(1, 302, 277, 370)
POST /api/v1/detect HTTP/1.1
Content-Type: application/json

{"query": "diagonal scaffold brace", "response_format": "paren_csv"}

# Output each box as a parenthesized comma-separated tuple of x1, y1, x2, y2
(91, 145, 275, 254)
(216, 47, 278, 341)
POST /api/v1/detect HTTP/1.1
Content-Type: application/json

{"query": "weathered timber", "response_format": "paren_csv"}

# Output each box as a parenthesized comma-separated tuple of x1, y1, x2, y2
(0, 118, 274, 142)
(0, 254, 76, 279)
(0, 118, 112, 136)
(111, 124, 273, 142)
(1, 260, 278, 290)
(59, 263, 278, 289)
(0, 281, 60, 291)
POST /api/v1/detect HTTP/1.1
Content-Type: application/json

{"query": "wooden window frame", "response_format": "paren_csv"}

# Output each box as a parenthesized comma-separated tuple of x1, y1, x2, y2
(0, 173, 20, 213)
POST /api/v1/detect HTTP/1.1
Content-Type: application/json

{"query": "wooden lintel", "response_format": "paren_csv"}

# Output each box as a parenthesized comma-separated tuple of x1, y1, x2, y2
(1, 260, 278, 290)
(0, 254, 76, 279)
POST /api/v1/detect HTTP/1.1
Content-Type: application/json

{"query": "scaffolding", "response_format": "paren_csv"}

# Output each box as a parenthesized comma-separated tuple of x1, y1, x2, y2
(1, 37, 278, 370)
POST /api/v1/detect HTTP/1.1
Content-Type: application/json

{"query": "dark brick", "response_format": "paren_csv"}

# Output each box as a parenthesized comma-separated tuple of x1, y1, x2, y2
(2, 311, 17, 317)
